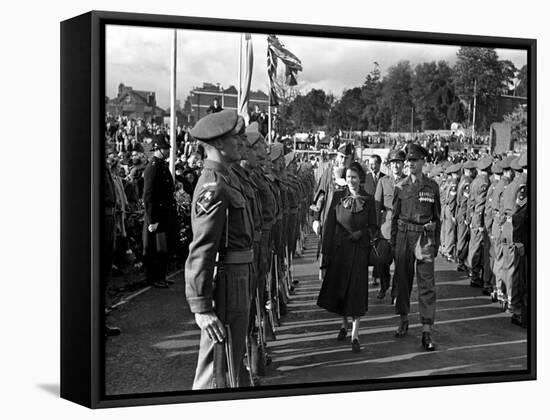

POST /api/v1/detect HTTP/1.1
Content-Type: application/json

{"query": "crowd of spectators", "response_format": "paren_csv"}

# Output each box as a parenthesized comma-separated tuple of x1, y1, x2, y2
(104, 114, 203, 285)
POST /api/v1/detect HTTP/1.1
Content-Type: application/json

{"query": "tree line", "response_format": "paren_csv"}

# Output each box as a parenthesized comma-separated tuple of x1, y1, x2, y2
(275, 47, 527, 136)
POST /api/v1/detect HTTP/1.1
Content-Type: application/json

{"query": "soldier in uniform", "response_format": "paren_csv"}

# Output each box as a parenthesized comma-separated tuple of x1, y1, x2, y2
(391, 144, 441, 351)
(184, 110, 254, 389)
(374, 149, 406, 300)
(481, 160, 503, 295)
(142, 137, 178, 289)
(455, 160, 476, 272)
(492, 156, 516, 307)
(466, 156, 492, 288)
(500, 156, 527, 323)
(441, 163, 461, 262)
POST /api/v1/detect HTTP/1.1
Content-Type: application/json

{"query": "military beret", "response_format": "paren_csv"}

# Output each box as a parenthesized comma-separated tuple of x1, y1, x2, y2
(441, 160, 453, 169)
(190, 110, 243, 142)
(492, 161, 504, 175)
(510, 156, 522, 171)
(388, 149, 406, 162)
(406, 143, 428, 160)
(270, 142, 284, 161)
(518, 151, 527, 168)
(463, 160, 477, 170)
(501, 155, 514, 170)
(477, 156, 493, 171)
(445, 162, 462, 174)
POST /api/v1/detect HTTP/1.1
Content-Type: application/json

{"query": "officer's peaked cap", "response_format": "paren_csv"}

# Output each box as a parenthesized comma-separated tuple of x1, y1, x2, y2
(406, 143, 428, 160)
(190, 110, 244, 142)
(388, 149, 406, 162)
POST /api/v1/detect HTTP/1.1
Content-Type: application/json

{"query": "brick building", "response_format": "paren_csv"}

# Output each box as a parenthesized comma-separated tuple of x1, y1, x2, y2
(106, 83, 165, 122)
(182, 82, 269, 124)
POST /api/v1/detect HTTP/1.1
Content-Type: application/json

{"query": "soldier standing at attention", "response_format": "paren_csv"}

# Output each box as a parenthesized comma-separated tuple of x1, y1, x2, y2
(391, 144, 441, 351)
(466, 156, 492, 288)
(185, 110, 254, 389)
(374, 149, 406, 300)
(142, 137, 178, 289)
(441, 163, 461, 262)
(481, 160, 503, 296)
(455, 160, 476, 272)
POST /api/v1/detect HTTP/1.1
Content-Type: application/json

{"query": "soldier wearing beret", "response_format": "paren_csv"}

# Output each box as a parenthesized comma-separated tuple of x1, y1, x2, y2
(492, 156, 516, 307)
(466, 156, 492, 288)
(374, 149, 406, 300)
(142, 136, 178, 289)
(455, 160, 476, 272)
(481, 161, 503, 295)
(441, 163, 461, 262)
(500, 155, 527, 325)
(185, 110, 255, 389)
(391, 144, 441, 351)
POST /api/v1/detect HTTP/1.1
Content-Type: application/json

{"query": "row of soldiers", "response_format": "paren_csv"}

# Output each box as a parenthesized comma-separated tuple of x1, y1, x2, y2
(431, 152, 529, 327)
(184, 110, 316, 389)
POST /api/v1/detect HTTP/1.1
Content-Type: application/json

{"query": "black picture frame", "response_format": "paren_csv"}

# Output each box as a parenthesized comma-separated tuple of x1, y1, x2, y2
(60, 10, 536, 409)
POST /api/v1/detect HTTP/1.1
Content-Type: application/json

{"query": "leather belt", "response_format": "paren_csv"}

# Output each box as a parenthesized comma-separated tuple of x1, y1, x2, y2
(221, 249, 254, 264)
(397, 219, 436, 232)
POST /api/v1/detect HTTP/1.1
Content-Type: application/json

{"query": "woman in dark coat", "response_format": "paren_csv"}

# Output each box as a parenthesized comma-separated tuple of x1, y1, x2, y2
(317, 162, 378, 352)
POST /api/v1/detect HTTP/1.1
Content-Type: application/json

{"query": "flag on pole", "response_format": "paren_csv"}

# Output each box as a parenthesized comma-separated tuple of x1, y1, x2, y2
(267, 34, 303, 106)
(238, 34, 254, 124)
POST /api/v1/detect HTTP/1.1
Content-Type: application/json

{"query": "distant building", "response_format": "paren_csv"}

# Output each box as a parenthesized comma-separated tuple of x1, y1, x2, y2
(106, 83, 165, 122)
(182, 82, 269, 123)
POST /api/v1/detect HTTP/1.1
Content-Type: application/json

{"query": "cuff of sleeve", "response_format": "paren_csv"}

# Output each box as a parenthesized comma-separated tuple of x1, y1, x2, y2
(188, 297, 213, 313)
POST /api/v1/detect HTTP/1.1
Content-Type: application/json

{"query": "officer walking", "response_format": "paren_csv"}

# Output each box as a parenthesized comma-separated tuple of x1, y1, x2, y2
(374, 149, 406, 300)
(142, 136, 178, 289)
(185, 110, 254, 389)
(391, 144, 441, 351)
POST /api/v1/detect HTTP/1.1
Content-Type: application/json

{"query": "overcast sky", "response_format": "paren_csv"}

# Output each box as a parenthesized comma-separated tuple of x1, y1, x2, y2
(106, 25, 528, 109)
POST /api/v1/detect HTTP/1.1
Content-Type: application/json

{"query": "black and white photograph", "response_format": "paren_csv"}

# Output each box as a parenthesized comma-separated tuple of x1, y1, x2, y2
(101, 20, 532, 397)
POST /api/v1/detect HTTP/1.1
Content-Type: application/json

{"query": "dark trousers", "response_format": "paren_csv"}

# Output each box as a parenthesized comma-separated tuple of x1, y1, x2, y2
(394, 228, 436, 325)
(456, 216, 470, 264)
(192, 263, 251, 389)
(466, 226, 484, 282)
(143, 229, 169, 284)
(482, 230, 495, 289)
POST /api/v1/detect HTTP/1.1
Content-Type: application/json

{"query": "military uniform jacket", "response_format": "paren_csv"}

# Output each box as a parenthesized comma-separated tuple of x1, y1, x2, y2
(231, 165, 263, 234)
(469, 173, 490, 228)
(390, 174, 441, 249)
(491, 177, 510, 239)
(142, 156, 177, 228)
(251, 168, 277, 230)
(444, 177, 459, 216)
(185, 160, 254, 314)
(483, 177, 499, 231)
(375, 173, 405, 240)
(456, 176, 472, 222)
(501, 174, 527, 244)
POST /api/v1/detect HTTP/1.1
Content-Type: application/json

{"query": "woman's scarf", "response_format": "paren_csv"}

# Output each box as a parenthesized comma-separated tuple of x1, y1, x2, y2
(341, 190, 368, 213)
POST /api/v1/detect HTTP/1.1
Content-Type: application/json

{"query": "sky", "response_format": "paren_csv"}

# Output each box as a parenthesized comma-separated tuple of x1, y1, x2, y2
(106, 24, 528, 109)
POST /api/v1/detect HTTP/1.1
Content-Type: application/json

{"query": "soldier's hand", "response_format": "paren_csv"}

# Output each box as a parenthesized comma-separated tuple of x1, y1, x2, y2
(312, 220, 321, 236)
(148, 223, 159, 233)
(195, 312, 226, 343)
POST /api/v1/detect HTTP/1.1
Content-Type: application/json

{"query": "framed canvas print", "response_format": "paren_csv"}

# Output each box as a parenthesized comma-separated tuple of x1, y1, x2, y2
(60, 10, 536, 408)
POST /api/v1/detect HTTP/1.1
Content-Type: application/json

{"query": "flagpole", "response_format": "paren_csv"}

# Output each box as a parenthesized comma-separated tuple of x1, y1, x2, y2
(169, 29, 177, 178)
(238, 34, 243, 113)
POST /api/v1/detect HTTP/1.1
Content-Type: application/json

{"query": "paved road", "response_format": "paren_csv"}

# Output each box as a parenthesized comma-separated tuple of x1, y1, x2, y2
(105, 234, 527, 395)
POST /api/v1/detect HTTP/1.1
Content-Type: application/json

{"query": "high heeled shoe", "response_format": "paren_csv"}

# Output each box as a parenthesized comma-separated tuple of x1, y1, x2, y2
(337, 328, 347, 341)
(395, 320, 409, 338)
